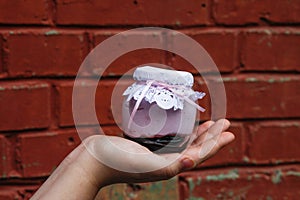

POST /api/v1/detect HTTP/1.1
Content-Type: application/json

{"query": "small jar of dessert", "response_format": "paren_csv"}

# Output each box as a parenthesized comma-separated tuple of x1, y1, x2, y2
(122, 66, 205, 153)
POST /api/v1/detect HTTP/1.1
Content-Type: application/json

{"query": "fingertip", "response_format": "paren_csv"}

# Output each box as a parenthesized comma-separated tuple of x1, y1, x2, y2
(215, 119, 231, 133)
(225, 119, 231, 127)
(206, 120, 215, 128)
(181, 157, 196, 171)
(198, 121, 214, 131)
(221, 132, 235, 145)
(204, 120, 215, 125)
(219, 118, 230, 127)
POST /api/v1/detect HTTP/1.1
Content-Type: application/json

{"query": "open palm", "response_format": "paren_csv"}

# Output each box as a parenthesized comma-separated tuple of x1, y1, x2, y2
(85, 119, 234, 184)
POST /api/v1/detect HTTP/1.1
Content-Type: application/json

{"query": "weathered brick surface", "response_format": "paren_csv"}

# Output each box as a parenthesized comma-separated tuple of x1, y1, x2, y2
(102, 125, 123, 137)
(0, 190, 17, 200)
(166, 29, 239, 73)
(56, 79, 130, 126)
(97, 177, 179, 200)
(0, 35, 3, 75)
(0, 135, 20, 179)
(5, 30, 88, 77)
(0, 1, 299, 200)
(0, 186, 39, 200)
(16, 130, 80, 177)
(0, 0, 53, 25)
(241, 28, 300, 71)
(180, 166, 300, 200)
(0, 81, 51, 131)
(223, 75, 300, 119)
(247, 121, 300, 164)
(92, 30, 167, 77)
(213, 0, 300, 25)
(194, 74, 300, 120)
(56, 0, 211, 26)
(56, 80, 78, 127)
(0, 135, 8, 178)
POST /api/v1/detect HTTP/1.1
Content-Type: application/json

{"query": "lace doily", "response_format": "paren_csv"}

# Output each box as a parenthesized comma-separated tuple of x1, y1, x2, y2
(123, 82, 205, 110)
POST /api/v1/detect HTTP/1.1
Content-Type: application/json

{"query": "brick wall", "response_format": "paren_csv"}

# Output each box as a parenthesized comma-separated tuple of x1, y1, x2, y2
(0, 0, 299, 199)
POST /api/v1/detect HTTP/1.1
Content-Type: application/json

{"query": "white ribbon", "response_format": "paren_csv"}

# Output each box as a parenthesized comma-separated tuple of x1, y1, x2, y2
(127, 80, 205, 129)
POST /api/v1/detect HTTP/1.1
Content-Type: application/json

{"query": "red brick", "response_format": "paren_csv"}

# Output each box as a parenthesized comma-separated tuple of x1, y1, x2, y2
(0, 35, 3, 75)
(92, 30, 166, 77)
(102, 126, 123, 137)
(56, 0, 210, 26)
(57, 80, 97, 127)
(92, 78, 130, 126)
(16, 130, 81, 177)
(221, 75, 300, 119)
(0, 81, 51, 131)
(0, 136, 21, 179)
(97, 177, 179, 200)
(0, 135, 8, 178)
(199, 122, 246, 167)
(247, 121, 300, 164)
(166, 29, 239, 73)
(213, 0, 300, 25)
(56, 79, 130, 127)
(0, 186, 39, 200)
(192, 75, 231, 121)
(5, 30, 88, 77)
(0, 189, 19, 200)
(180, 166, 300, 199)
(241, 28, 300, 72)
(0, 0, 53, 25)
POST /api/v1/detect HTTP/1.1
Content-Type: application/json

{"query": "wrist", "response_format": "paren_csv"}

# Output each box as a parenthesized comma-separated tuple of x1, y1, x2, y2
(77, 136, 114, 188)
(31, 136, 112, 200)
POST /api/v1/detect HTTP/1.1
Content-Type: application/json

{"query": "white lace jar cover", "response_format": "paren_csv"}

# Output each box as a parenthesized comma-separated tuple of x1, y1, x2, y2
(122, 66, 206, 138)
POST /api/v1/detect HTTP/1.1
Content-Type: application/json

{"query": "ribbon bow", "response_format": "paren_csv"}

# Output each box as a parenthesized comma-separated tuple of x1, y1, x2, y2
(128, 80, 205, 129)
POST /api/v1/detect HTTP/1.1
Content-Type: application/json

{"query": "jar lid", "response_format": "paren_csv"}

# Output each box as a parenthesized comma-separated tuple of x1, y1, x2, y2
(133, 66, 194, 88)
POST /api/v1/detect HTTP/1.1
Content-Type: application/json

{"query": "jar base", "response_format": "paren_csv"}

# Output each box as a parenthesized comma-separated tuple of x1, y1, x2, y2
(124, 134, 189, 153)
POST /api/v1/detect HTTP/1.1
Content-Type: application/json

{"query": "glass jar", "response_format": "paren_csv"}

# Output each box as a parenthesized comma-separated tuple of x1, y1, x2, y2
(122, 66, 205, 153)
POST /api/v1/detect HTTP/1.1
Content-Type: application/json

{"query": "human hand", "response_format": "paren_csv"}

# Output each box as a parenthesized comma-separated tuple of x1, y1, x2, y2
(31, 119, 234, 200)
(88, 119, 234, 184)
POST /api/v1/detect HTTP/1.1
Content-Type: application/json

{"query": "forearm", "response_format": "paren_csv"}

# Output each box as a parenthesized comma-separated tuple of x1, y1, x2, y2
(31, 141, 109, 200)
